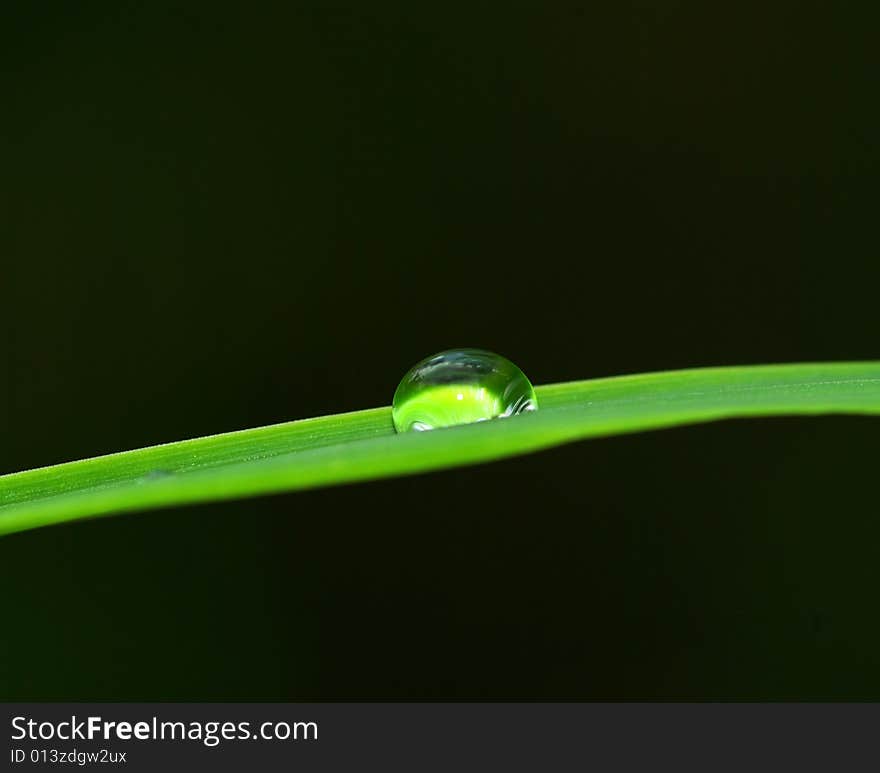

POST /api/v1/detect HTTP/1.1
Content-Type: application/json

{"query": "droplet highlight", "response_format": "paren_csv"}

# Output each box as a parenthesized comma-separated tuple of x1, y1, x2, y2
(392, 349, 538, 433)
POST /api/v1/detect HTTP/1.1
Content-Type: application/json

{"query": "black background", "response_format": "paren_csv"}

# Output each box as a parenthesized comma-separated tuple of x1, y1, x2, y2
(1, 3, 878, 699)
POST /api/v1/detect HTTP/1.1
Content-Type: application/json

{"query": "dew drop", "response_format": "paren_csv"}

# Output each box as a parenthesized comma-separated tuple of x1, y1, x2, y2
(392, 349, 538, 433)
(140, 469, 172, 483)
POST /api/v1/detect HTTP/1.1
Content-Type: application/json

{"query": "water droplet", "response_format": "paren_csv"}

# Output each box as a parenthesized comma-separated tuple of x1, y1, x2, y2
(392, 349, 538, 433)
(139, 469, 172, 484)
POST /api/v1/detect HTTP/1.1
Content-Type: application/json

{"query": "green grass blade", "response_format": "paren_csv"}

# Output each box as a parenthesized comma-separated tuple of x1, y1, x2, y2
(2, 362, 879, 537)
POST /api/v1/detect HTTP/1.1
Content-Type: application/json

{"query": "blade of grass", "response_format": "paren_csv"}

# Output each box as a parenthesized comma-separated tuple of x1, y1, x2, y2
(2, 362, 879, 537)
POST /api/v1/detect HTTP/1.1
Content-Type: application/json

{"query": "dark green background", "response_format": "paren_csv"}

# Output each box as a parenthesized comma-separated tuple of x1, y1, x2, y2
(2, 3, 878, 699)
